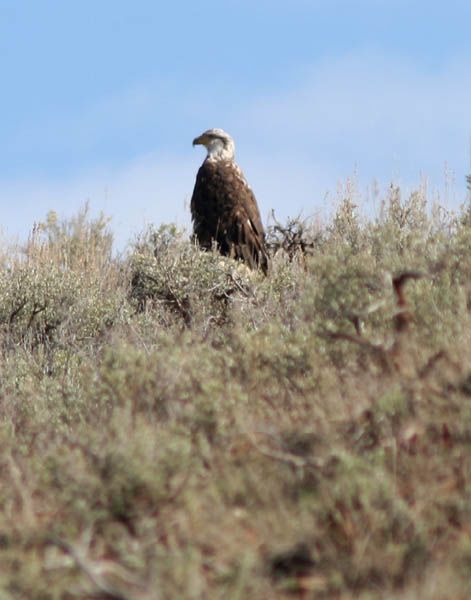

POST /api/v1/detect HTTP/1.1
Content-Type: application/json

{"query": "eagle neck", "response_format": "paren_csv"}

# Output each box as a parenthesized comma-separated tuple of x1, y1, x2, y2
(205, 155, 234, 166)
(205, 139, 235, 162)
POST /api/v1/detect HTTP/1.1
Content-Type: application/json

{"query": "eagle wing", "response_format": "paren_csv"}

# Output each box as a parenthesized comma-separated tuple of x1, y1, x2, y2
(191, 160, 268, 273)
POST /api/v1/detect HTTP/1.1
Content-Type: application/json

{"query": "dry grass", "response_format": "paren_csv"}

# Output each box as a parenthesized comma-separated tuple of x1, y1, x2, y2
(0, 192, 469, 599)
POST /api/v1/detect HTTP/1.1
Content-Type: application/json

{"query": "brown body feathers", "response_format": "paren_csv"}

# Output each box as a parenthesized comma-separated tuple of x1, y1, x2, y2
(191, 129, 268, 273)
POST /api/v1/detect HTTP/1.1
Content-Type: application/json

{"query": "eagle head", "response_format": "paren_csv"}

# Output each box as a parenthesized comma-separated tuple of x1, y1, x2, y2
(192, 128, 235, 161)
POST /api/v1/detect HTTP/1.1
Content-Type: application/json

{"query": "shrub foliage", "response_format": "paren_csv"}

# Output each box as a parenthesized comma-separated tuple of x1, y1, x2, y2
(0, 192, 469, 599)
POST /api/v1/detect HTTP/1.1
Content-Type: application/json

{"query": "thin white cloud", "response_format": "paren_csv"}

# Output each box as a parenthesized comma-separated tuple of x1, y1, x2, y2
(238, 52, 471, 179)
(0, 155, 196, 250)
(1, 51, 469, 250)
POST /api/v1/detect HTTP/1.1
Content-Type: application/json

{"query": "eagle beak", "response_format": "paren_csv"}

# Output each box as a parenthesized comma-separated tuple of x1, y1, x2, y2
(192, 134, 206, 146)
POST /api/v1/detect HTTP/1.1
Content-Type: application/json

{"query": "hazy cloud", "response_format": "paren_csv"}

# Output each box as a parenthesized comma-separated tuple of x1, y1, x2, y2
(0, 155, 195, 250)
(239, 52, 471, 181)
(1, 51, 469, 249)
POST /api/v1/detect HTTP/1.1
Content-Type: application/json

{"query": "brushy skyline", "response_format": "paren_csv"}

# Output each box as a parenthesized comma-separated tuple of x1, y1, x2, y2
(2, 1, 471, 247)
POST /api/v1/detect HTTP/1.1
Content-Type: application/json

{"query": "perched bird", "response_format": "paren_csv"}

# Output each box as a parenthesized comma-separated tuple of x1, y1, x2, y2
(191, 128, 268, 273)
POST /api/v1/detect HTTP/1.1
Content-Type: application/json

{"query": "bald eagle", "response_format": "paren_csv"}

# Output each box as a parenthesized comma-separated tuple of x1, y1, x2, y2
(191, 128, 268, 273)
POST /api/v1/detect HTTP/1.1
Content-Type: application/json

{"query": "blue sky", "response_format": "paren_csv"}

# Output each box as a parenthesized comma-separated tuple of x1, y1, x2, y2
(2, 1, 471, 248)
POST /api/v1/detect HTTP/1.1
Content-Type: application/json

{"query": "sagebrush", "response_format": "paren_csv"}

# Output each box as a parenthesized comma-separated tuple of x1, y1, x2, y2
(0, 191, 469, 599)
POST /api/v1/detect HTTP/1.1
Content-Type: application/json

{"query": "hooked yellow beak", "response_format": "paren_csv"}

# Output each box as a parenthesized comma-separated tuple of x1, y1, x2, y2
(192, 134, 206, 146)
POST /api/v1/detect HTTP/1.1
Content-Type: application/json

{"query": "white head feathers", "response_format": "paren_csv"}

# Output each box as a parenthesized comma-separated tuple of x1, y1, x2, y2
(192, 128, 236, 161)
